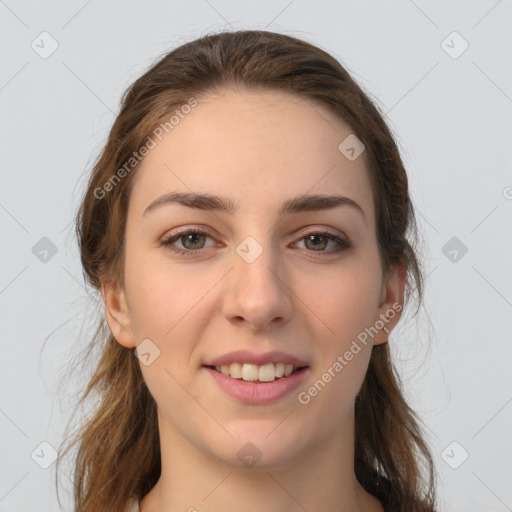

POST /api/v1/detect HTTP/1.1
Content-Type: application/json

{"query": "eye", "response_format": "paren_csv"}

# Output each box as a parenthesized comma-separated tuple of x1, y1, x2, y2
(160, 227, 351, 258)
(160, 228, 217, 256)
(294, 230, 351, 256)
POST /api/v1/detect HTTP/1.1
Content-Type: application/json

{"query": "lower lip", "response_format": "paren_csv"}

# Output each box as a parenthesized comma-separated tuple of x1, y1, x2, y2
(204, 367, 310, 405)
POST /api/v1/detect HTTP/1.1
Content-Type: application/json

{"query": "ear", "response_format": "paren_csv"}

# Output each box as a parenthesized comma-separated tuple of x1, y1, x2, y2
(101, 280, 136, 348)
(372, 261, 407, 346)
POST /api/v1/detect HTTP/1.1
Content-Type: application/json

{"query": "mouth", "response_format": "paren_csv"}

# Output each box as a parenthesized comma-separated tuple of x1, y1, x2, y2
(205, 362, 308, 383)
(203, 350, 311, 403)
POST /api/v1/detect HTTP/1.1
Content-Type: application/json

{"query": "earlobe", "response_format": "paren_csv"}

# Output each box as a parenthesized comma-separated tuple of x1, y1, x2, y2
(373, 262, 407, 346)
(101, 282, 136, 348)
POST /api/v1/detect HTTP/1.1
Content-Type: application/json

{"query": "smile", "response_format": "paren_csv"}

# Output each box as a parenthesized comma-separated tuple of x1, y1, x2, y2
(209, 362, 304, 382)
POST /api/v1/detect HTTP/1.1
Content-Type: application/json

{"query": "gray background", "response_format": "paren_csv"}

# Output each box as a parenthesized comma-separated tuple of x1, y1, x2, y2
(1, 1, 511, 511)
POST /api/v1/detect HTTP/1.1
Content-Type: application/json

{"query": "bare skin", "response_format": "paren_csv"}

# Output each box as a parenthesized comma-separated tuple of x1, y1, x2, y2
(103, 88, 405, 512)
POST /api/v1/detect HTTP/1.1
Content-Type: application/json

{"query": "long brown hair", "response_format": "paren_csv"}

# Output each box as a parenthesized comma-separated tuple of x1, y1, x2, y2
(56, 29, 437, 511)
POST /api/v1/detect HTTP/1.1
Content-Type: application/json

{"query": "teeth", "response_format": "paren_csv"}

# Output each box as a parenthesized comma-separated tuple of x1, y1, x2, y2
(229, 363, 242, 379)
(259, 363, 275, 382)
(212, 362, 301, 382)
(242, 364, 259, 381)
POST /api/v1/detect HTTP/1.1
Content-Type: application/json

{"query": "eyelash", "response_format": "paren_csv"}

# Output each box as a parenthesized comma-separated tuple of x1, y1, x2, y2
(160, 227, 351, 258)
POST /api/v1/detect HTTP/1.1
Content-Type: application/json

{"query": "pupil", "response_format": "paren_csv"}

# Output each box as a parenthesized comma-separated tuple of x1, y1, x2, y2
(184, 233, 204, 249)
(307, 234, 326, 250)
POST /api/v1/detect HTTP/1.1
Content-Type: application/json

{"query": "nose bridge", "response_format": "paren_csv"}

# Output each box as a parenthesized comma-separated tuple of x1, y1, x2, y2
(222, 233, 293, 329)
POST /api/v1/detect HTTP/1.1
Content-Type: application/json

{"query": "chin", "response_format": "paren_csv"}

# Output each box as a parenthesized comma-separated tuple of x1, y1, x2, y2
(203, 425, 309, 471)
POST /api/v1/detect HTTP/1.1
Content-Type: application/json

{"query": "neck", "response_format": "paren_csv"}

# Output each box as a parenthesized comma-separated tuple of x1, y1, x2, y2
(139, 411, 383, 512)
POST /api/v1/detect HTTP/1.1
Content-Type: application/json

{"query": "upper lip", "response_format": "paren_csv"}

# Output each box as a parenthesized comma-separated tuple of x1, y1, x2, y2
(204, 350, 309, 368)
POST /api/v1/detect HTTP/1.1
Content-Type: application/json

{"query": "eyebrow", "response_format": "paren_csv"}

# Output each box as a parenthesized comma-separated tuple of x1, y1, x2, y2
(143, 191, 366, 223)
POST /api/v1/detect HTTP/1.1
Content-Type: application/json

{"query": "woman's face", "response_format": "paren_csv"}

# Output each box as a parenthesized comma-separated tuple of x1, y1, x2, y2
(104, 88, 404, 470)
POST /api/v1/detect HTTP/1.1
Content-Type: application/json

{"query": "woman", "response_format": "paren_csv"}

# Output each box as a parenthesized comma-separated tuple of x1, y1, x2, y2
(56, 30, 437, 512)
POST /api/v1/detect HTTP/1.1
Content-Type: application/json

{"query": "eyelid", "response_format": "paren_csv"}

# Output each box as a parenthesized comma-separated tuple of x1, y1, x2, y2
(293, 225, 345, 240)
(161, 225, 217, 240)
(160, 226, 219, 248)
(162, 224, 346, 241)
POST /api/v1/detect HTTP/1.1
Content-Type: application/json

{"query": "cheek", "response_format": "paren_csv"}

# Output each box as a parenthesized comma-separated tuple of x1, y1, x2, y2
(124, 260, 206, 406)
(124, 251, 205, 339)
(310, 258, 383, 345)
(299, 274, 379, 423)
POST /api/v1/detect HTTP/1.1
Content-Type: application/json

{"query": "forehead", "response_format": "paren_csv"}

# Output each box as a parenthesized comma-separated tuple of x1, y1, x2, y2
(129, 88, 375, 221)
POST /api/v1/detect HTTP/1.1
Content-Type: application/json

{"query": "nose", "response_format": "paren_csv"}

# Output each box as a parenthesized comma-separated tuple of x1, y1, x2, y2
(222, 242, 294, 331)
